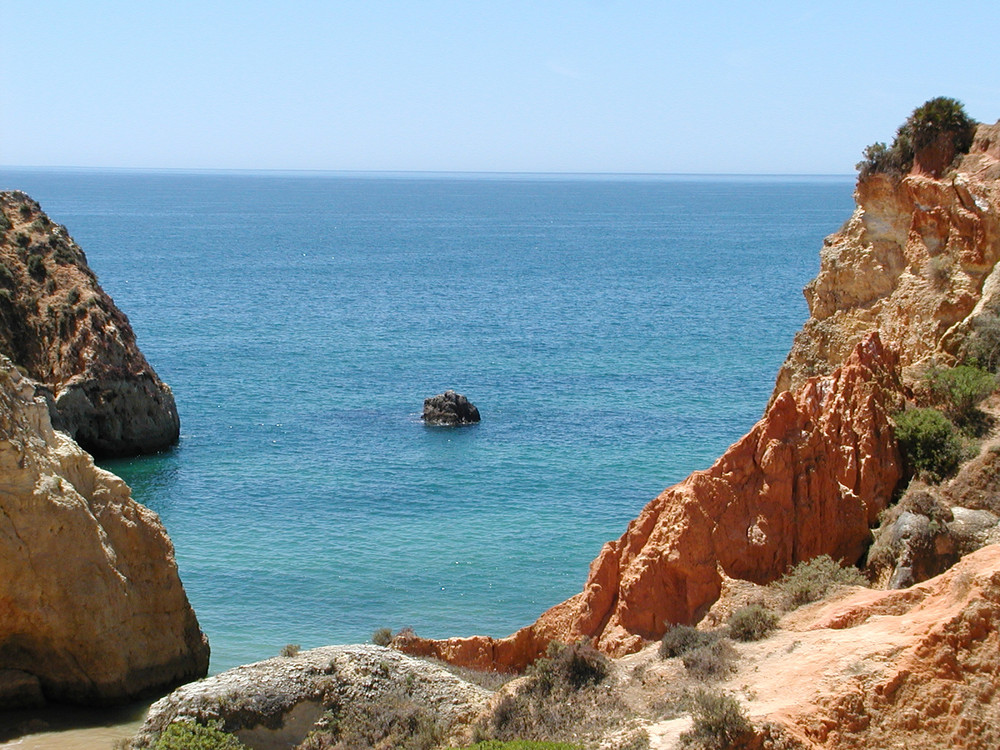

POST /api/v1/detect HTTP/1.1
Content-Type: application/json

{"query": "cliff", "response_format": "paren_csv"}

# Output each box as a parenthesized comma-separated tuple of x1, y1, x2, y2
(398, 119, 1000, 673)
(396, 332, 904, 671)
(0, 355, 208, 707)
(0, 191, 179, 458)
(775, 121, 1000, 395)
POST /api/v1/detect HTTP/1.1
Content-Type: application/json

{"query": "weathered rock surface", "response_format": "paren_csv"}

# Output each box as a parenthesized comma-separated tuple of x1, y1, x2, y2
(0, 356, 208, 707)
(756, 544, 1000, 749)
(0, 191, 179, 457)
(132, 645, 491, 750)
(422, 390, 481, 426)
(775, 121, 1000, 397)
(396, 333, 903, 670)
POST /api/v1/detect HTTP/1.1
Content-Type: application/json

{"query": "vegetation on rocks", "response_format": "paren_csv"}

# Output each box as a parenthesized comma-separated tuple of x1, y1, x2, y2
(679, 690, 753, 749)
(857, 96, 976, 178)
(894, 407, 965, 481)
(726, 605, 778, 642)
(152, 722, 247, 750)
(772, 555, 867, 608)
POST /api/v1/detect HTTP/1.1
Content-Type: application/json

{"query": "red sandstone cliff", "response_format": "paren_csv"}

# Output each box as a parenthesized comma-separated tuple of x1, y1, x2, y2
(396, 333, 904, 670)
(0, 191, 179, 458)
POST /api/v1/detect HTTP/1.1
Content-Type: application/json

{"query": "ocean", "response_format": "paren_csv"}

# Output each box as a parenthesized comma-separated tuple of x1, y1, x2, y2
(0, 169, 855, 673)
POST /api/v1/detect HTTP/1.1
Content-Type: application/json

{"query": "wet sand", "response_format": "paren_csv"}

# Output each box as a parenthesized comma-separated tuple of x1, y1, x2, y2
(0, 702, 149, 750)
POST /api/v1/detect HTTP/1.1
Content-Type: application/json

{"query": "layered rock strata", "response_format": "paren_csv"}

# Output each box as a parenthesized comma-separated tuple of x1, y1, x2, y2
(774, 121, 1000, 396)
(396, 333, 903, 670)
(0, 191, 179, 457)
(0, 356, 208, 706)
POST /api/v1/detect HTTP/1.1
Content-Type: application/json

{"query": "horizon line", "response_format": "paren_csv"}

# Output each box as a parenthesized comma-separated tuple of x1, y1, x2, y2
(0, 164, 857, 180)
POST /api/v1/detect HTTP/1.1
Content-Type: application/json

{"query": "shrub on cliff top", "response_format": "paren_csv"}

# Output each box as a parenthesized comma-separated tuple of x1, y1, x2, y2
(857, 96, 976, 179)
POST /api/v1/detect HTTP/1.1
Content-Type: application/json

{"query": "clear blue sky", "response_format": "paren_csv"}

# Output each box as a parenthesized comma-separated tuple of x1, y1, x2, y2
(3, 1, 999, 174)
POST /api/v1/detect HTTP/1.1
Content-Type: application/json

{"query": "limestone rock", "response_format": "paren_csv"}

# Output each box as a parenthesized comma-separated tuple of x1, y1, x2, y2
(774, 121, 1000, 397)
(422, 390, 481, 426)
(396, 333, 903, 671)
(0, 356, 208, 706)
(132, 645, 491, 750)
(0, 191, 179, 457)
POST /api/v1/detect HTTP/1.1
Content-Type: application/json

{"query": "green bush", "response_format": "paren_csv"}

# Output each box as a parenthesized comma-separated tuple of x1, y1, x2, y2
(372, 627, 393, 646)
(680, 690, 752, 749)
(925, 364, 996, 426)
(726, 605, 778, 642)
(153, 722, 247, 750)
(894, 407, 964, 480)
(774, 555, 867, 608)
(280, 643, 301, 657)
(659, 625, 720, 659)
(904, 96, 976, 154)
(857, 97, 976, 178)
(27, 254, 46, 280)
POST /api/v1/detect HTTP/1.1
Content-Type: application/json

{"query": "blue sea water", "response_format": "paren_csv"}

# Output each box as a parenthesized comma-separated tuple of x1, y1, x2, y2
(0, 169, 855, 672)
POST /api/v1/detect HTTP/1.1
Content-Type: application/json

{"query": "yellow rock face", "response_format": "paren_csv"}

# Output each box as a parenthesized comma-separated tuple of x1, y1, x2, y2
(0, 357, 208, 706)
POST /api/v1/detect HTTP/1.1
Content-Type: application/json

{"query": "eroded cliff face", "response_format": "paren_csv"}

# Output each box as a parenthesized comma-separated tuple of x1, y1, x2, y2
(0, 355, 208, 707)
(396, 333, 904, 671)
(0, 191, 179, 457)
(774, 121, 1000, 396)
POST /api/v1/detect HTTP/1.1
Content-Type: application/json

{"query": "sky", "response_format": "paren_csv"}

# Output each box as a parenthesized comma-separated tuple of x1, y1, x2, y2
(3, 1, 1000, 174)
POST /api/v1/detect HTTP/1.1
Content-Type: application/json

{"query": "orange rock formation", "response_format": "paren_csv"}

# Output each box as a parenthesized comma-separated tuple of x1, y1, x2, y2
(396, 333, 903, 670)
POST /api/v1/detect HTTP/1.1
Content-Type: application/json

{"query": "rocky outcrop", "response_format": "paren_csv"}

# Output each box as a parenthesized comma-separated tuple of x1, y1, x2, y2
(422, 390, 481, 426)
(0, 355, 208, 707)
(132, 645, 491, 750)
(396, 333, 903, 670)
(763, 543, 1000, 749)
(0, 191, 179, 457)
(774, 121, 1000, 397)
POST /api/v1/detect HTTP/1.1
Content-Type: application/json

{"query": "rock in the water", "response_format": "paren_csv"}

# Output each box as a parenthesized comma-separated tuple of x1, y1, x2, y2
(0, 356, 209, 706)
(0, 191, 179, 457)
(422, 390, 480, 426)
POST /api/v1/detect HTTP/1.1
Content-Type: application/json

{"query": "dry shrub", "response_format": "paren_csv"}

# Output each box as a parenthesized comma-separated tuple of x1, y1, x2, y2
(680, 690, 752, 749)
(773, 555, 867, 609)
(726, 605, 778, 642)
(297, 691, 442, 750)
(659, 625, 720, 659)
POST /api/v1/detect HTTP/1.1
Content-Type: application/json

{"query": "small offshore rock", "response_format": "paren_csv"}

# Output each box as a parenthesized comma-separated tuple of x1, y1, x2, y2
(422, 390, 481, 426)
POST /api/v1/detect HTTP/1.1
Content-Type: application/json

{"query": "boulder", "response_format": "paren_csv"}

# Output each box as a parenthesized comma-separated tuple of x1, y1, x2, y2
(422, 390, 480, 426)
(132, 645, 491, 750)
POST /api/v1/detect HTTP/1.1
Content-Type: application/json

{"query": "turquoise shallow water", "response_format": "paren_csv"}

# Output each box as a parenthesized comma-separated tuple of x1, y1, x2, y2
(0, 169, 854, 672)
